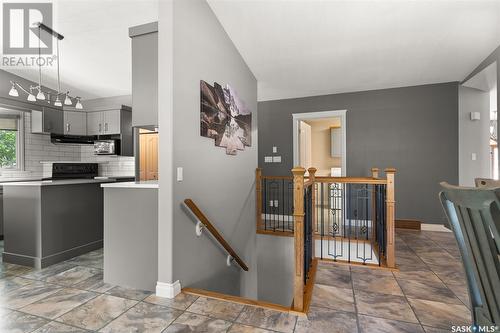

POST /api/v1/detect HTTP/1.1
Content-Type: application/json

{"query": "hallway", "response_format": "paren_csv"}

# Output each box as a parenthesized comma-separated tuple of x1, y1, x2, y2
(0, 228, 469, 332)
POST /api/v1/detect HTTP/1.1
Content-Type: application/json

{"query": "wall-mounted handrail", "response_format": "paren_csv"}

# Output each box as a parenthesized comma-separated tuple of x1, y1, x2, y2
(183, 199, 249, 271)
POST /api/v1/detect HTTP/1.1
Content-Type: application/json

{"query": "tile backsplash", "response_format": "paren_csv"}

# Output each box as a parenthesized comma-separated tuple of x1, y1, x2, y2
(0, 112, 135, 179)
(80, 145, 135, 177)
(1, 112, 80, 179)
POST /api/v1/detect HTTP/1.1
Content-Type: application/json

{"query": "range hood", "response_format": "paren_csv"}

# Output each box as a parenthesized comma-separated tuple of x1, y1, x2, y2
(50, 134, 95, 145)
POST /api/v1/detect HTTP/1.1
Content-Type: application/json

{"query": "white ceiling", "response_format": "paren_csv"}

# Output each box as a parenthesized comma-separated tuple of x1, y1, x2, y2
(1, 0, 158, 100)
(208, 0, 500, 101)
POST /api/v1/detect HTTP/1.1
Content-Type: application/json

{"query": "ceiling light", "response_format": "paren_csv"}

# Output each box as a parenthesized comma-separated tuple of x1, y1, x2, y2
(54, 96, 62, 107)
(64, 93, 72, 105)
(75, 98, 83, 109)
(27, 88, 36, 102)
(36, 87, 45, 100)
(8, 82, 18, 97)
(5, 23, 84, 110)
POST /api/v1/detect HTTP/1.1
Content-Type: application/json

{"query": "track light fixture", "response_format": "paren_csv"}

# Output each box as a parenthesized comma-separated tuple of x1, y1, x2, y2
(6, 23, 84, 110)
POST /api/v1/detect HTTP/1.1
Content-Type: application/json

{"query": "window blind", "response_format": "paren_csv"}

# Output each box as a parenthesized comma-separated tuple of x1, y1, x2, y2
(0, 116, 18, 131)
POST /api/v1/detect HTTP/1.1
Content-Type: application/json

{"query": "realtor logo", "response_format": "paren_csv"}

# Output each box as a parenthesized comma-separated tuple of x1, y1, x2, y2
(3, 3, 53, 54)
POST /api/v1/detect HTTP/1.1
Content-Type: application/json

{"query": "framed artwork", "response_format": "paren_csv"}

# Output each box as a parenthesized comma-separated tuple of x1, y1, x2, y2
(200, 80, 252, 155)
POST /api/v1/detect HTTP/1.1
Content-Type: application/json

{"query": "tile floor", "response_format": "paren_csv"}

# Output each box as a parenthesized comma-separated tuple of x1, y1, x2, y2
(0, 229, 471, 332)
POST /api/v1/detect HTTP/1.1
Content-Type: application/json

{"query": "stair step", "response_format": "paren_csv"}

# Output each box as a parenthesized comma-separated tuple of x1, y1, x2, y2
(182, 287, 306, 316)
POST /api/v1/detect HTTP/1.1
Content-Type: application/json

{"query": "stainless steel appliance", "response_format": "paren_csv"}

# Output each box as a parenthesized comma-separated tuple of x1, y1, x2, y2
(94, 140, 118, 155)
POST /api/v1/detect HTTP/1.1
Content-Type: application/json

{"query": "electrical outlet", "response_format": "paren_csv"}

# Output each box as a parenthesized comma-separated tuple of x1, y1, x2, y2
(272, 146, 278, 153)
(272, 156, 281, 163)
(264, 156, 273, 163)
(471, 153, 477, 161)
(274, 200, 279, 207)
(269, 200, 274, 207)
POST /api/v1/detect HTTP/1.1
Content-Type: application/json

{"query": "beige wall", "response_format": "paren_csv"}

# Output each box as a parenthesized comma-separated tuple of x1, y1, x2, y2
(305, 117, 341, 176)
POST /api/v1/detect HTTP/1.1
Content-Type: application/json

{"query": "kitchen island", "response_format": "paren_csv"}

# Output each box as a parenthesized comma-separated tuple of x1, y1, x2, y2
(101, 181, 158, 291)
(2, 179, 117, 268)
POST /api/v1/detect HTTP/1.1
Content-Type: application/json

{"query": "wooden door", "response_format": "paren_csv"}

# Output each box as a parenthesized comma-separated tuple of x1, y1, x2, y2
(139, 132, 158, 181)
(299, 121, 312, 170)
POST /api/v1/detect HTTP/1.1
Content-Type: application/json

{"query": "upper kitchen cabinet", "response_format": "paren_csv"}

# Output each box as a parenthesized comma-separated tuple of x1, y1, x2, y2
(31, 107, 64, 134)
(86, 108, 131, 136)
(64, 111, 87, 136)
(129, 22, 158, 128)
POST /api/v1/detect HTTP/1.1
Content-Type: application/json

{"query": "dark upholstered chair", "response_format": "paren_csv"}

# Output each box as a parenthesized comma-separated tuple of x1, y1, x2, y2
(440, 182, 500, 327)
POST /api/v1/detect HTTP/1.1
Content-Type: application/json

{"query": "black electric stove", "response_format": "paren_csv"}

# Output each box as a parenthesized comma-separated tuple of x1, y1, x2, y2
(44, 163, 99, 180)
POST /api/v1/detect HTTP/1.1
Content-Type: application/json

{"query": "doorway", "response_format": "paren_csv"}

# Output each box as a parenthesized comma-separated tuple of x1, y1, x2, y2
(293, 110, 347, 176)
(139, 128, 158, 181)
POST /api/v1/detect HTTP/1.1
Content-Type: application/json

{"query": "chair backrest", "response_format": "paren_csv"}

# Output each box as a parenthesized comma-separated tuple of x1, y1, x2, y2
(439, 182, 500, 327)
(475, 178, 500, 188)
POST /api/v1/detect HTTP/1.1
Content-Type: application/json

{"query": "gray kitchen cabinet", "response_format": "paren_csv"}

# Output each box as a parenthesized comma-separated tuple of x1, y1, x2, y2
(129, 22, 158, 127)
(86, 110, 123, 135)
(64, 111, 87, 135)
(330, 127, 342, 158)
(103, 110, 121, 135)
(87, 111, 102, 135)
(31, 107, 64, 134)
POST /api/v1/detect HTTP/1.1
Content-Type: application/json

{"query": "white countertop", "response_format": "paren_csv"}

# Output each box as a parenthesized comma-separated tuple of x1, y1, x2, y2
(39, 161, 109, 164)
(0, 177, 42, 183)
(101, 181, 159, 189)
(1, 179, 117, 186)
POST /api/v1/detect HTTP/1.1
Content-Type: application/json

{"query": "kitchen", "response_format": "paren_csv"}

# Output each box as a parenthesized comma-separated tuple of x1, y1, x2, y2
(0, 2, 159, 292)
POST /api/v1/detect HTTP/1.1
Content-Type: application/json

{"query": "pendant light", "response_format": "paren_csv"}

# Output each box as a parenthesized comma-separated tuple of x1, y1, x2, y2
(8, 82, 19, 97)
(75, 97, 83, 109)
(53, 38, 62, 106)
(64, 92, 72, 105)
(6, 23, 83, 109)
(27, 87, 36, 102)
(36, 25, 45, 101)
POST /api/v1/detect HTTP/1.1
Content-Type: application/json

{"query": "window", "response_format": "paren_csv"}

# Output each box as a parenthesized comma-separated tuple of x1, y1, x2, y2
(0, 111, 24, 170)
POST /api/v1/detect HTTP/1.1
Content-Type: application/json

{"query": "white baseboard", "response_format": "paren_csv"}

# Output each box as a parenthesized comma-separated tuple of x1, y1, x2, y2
(156, 280, 181, 299)
(421, 223, 451, 232)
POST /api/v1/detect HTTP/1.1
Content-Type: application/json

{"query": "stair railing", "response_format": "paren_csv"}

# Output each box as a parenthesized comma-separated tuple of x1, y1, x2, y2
(183, 199, 249, 271)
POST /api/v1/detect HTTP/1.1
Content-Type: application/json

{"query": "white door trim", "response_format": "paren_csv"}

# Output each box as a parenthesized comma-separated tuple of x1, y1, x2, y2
(292, 110, 347, 176)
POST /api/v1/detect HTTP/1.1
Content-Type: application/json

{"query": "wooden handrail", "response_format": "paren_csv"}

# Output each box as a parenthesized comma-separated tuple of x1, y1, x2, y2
(314, 176, 387, 184)
(261, 175, 293, 180)
(184, 199, 249, 271)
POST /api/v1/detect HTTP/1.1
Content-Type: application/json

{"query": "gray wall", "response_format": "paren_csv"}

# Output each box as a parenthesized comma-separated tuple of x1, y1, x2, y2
(256, 234, 294, 306)
(259, 82, 459, 224)
(458, 86, 490, 186)
(463, 45, 499, 174)
(160, 0, 258, 297)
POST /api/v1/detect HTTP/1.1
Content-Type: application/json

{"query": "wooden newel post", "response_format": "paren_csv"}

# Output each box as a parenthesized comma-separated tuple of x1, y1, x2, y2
(308, 167, 317, 252)
(370, 167, 379, 246)
(256, 168, 262, 230)
(292, 167, 306, 312)
(385, 168, 396, 268)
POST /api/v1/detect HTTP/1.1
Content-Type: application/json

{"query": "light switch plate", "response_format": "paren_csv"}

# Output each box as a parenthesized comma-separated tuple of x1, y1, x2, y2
(272, 156, 281, 163)
(272, 146, 278, 153)
(264, 156, 273, 163)
(177, 167, 183, 181)
(471, 153, 477, 161)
